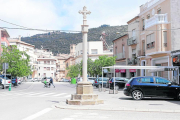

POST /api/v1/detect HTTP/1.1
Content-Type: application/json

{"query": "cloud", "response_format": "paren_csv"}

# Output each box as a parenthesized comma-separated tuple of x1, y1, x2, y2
(0, 0, 146, 38)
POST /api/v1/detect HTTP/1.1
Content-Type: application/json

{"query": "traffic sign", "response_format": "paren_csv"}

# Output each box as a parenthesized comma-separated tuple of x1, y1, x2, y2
(3, 63, 8, 69)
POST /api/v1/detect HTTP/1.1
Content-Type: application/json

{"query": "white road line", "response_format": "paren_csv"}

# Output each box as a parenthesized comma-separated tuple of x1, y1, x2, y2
(38, 93, 55, 96)
(22, 108, 52, 120)
(51, 93, 67, 96)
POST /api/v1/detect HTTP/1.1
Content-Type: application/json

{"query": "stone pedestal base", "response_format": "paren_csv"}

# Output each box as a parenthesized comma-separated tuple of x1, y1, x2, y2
(66, 82, 104, 105)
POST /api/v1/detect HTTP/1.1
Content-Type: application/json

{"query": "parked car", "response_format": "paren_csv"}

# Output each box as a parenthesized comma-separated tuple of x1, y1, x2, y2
(62, 78, 70, 82)
(87, 77, 96, 85)
(108, 77, 129, 90)
(94, 77, 109, 88)
(27, 78, 34, 82)
(17, 77, 22, 84)
(0, 75, 11, 89)
(123, 76, 180, 100)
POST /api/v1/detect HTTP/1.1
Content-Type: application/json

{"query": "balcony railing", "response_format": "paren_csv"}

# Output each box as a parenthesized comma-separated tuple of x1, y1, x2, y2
(138, 50, 145, 56)
(127, 37, 137, 46)
(127, 57, 137, 65)
(141, 0, 160, 12)
(115, 52, 125, 60)
(145, 14, 168, 29)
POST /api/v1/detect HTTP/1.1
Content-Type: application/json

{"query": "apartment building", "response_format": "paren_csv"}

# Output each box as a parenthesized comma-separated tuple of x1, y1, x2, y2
(74, 41, 113, 64)
(0, 29, 10, 54)
(56, 54, 71, 81)
(113, 34, 128, 77)
(126, 16, 141, 78)
(9, 36, 35, 66)
(138, 0, 180, 80)
(34, 49, 57, 80)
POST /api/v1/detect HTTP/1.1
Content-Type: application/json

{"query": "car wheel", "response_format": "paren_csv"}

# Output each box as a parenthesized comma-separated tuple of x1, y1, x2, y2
(132, 90, 143, 100)
(174, 92, 180, 100)
(0, 84, 4, 89)
(115, 85, 119, 90)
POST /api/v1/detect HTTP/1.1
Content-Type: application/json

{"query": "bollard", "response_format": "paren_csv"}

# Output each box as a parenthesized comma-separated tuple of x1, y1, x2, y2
(9, 83, 11, 91)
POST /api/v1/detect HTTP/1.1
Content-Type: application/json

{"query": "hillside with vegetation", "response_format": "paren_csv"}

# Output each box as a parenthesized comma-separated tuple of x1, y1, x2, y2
(21, 25, 127, 55)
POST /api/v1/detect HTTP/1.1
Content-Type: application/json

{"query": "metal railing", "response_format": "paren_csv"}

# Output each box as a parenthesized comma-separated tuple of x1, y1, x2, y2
(127, 57, 137, 65)
(114, 52, 125, 60)
(127, 37, 137, 46)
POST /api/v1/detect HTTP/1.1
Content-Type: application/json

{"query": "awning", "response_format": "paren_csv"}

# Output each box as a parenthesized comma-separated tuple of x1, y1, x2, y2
(130, 69, 136, 72)
(148, 67, 178, 73)
(120, 69, 126, 73)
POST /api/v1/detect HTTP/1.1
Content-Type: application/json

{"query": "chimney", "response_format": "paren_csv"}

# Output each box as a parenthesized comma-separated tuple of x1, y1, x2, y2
(19, 35, 21, 41)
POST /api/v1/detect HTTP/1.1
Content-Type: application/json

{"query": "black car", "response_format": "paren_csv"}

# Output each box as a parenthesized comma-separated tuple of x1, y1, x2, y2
(108, 77, 129, 90)
(123, 76, 180, 100)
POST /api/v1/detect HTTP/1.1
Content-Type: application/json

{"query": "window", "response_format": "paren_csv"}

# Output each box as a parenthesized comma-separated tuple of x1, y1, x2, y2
(44, 67, 46, 70)
(91, 49, 98, 54)
(51, 67, 54, 71)
(115, 47, 117, 54)
(163, 31, 167, 47)
(1, 42, 7, 47)
(39, 67, 40, 70)
(147, 15, 150, 19)
(157, 9, 161, 14)
(80, 50, 83, 54)
(132, 29, 136, 37)
(155, 77, 170, 84)
(132, 49, 136, 57)
(146, 33, 155, 49)
(142, 19, 145, 30)
(141, 77, 154, 83)
(71, 46, 73, 49)
(39, 73, 40, 76)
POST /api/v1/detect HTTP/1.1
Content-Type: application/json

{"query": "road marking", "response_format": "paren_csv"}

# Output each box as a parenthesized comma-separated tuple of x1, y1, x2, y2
(38, 93, 56, 96)
(51, 93, 67, 96)
(22, 108, 52, 120)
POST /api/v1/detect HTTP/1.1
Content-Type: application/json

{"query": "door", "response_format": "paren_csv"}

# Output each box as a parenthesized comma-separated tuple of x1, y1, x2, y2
(155, 77, 177, 97)
(139, 77, 156, 96)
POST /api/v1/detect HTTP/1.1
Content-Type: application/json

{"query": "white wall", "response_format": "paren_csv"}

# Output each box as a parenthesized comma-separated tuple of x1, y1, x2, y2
(171, 0, 180, 51)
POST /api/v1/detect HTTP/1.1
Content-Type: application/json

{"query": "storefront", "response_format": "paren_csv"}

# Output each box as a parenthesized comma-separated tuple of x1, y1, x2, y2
(115, 69, 126, 77)
(129, 69, 136, 77)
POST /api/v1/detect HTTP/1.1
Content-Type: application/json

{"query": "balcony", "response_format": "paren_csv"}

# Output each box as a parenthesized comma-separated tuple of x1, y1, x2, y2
(141, 0, 160, 12)
(138, 50, 145, 56)
(145, 14, 168, 29)
(115, 52, 125, 60)
(127, 57, 137, 65)
(127, 37, 137, 46)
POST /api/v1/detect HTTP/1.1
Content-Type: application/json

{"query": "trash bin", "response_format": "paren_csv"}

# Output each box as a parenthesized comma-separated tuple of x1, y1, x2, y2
(71, 78, 76, 84)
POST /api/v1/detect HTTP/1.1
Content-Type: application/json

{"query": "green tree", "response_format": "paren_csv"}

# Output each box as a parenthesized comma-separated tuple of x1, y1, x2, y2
(93, 55, 116, 76)
(66, 64, 80, 78)
(0, 45, 32, 77)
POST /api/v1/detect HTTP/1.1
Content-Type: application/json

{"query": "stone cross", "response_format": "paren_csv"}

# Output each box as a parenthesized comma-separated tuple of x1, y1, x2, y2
(79, 6, 91, 20)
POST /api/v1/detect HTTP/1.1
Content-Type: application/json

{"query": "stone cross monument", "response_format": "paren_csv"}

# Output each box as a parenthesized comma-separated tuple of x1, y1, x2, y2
(66, 6, 103, 105)
(79, 6, 91, 82)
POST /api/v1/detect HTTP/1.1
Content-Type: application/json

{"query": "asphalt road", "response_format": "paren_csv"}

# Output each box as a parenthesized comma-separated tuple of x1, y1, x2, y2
(0, 82, 180, 120)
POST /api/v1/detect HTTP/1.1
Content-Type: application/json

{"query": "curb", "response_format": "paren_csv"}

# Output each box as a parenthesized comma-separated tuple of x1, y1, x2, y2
(52, 103, 180, 113)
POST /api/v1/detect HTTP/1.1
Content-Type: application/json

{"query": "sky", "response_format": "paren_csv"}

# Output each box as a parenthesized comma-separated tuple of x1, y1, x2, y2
(0, 0, 148, 38)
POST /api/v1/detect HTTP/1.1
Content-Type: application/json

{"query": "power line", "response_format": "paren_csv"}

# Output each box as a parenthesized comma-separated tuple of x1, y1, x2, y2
(1, 18, 180, 33)
(0, 18, 81, 33)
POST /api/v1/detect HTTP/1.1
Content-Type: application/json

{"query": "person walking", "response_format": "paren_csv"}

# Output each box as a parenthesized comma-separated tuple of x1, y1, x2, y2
(49, 77, 55, 88)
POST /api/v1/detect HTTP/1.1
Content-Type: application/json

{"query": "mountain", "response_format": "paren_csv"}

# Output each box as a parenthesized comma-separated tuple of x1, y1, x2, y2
(21, 25, 128, 55)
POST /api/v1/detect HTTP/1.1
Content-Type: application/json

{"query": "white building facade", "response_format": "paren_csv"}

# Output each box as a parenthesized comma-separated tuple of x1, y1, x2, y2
(75, 41, 113, 63)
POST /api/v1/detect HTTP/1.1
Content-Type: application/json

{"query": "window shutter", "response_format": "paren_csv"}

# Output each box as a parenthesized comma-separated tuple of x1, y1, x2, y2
(163, 31, 167, 43)
(146, 35, 150, 44)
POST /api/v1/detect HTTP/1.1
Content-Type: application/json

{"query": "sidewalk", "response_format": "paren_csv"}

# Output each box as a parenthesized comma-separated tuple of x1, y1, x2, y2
(53, 87, 180, 113)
